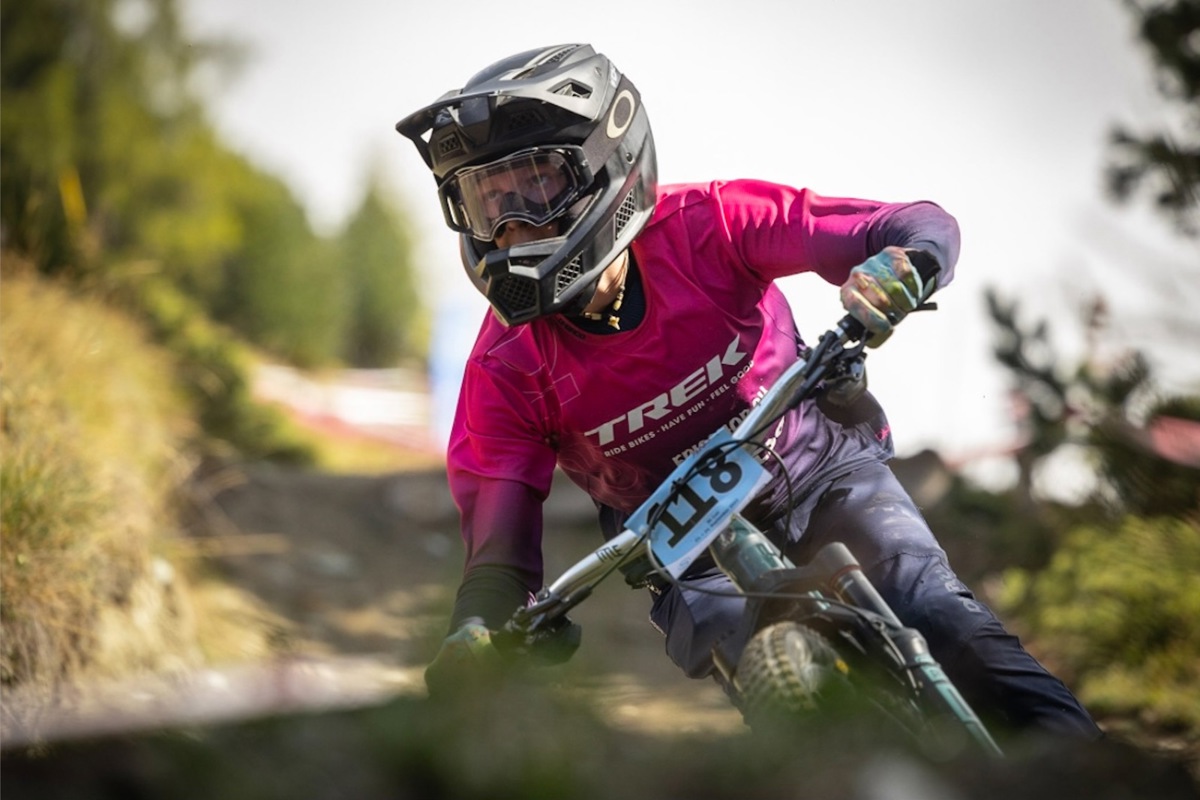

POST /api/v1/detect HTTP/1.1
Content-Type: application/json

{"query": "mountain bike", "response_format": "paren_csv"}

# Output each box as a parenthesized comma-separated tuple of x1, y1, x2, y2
(489, 268, 1004, 759)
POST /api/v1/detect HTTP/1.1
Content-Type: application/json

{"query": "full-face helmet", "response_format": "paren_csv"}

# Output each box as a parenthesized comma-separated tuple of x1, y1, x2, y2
(396, 44, 657, 325)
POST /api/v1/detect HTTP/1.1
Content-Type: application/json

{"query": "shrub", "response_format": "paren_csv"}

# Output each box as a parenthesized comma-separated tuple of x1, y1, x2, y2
(108, 267, 317, 465)
(999, 514, 1200, 730)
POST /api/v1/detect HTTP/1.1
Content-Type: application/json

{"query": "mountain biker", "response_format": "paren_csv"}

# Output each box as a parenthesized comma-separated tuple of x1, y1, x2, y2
(395, 43, 1101, 739)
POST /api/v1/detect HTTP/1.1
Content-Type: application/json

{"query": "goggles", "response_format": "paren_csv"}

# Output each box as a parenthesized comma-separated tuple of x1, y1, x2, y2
(439, 147, 591, 241)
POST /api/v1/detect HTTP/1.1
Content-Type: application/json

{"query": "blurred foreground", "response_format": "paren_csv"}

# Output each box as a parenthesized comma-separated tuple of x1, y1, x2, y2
(3, 460, 1198, 798)
(4, 679, 1199, 800)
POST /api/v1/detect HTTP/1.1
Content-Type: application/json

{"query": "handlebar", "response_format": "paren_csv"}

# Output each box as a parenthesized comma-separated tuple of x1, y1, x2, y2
(500, 250, 944, 643)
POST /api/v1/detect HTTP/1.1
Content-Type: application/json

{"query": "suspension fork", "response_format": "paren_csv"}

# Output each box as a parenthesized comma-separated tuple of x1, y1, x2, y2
(704, 517, 910, 699)
(705, 514, 780, 683)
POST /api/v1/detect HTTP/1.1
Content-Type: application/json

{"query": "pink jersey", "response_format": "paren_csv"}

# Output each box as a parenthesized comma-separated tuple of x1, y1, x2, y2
(447, 179, 959, 585)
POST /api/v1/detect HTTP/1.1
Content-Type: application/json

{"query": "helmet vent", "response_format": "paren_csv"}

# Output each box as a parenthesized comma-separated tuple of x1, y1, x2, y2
(541, 46, 579, 66)
(438, 133, 463, 156)
(552, 81, 592, 100)
(554, 255, 584, 299)
(493, 275, 539, 319)
(614, 190, 638, 237)
(504, 108, 543, 135)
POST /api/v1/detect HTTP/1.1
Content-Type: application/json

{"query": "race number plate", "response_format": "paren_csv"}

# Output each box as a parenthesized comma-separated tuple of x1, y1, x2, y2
(626, 430, 770, 578)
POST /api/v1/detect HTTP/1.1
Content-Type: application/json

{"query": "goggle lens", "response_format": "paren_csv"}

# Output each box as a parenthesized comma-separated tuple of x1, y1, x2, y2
(444, 150, 582, 240)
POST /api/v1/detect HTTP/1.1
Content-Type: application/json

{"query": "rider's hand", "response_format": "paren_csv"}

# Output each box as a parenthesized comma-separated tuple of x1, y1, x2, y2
(424, 618, 501, 698)
(840, 246, 928, 347)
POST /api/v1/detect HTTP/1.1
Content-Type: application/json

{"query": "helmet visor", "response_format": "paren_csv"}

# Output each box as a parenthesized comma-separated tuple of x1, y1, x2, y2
(442, 149, 586, 241)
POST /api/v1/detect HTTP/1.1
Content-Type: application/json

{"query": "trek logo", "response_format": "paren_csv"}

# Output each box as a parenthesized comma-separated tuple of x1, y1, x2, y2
(586, 336, 749, 446)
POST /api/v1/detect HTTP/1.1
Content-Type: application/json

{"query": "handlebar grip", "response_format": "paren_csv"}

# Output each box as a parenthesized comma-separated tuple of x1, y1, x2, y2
(837, 313, 868, 341)
(906, 249, 942, 302)
(835, 250, 941, 344)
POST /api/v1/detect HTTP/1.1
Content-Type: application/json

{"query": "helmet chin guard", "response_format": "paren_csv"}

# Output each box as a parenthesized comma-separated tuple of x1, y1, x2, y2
(397, 44, 657, 325)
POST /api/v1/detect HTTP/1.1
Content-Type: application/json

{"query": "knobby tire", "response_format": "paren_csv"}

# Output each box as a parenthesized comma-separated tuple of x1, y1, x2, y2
(736, 621, 846, 727)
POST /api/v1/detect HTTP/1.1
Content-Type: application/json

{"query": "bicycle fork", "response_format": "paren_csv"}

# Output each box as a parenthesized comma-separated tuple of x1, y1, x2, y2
(707, 513, 1003, 757)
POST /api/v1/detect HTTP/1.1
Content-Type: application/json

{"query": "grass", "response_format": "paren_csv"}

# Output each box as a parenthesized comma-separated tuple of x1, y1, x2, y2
(0, 264, 283, 699)
(1, 261, 442, 707)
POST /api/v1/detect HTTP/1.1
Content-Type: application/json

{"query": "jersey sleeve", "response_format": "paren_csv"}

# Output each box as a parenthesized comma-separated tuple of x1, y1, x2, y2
(446, 337, 559, 590)
(710, 179, 960, 287)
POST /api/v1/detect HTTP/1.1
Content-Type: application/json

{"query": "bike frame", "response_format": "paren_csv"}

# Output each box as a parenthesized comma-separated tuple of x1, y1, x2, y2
(497, 303, 1004, 757)
(507, 317, 860, 633)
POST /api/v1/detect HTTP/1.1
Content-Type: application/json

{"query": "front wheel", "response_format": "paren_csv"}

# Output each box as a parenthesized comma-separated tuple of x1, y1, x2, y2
(735, 621, 848, 727)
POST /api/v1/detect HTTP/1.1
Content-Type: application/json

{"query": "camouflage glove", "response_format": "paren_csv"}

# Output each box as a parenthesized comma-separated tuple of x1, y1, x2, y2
(840, 246, 929, 347)
(424, 618, 501, 698)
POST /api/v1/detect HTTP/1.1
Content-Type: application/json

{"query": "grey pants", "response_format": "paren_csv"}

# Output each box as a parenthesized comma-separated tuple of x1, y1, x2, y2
(648, 460, 1102, 739)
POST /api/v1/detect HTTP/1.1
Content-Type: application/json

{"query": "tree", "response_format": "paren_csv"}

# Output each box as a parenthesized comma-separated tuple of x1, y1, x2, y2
(0, 0, 243, 276)
(988, 3, 1200, 741)
(2, 0, 101, 272)
(336, 177, 427, 367)
(986, 289, 1199, 517)
(984, 1, 1200, 516)
(1106, 0, 1200, 236)
(214, 170, 348, 368)
(1, 0, 356, 369)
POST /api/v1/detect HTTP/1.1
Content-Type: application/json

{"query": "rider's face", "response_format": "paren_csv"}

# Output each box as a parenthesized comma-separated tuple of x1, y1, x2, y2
(481, 160, 570, 248)
(477, 160, 570, 221)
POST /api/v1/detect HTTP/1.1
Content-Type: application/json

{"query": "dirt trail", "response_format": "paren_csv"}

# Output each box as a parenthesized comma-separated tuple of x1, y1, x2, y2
(186, 461, 741, 736)
(189, 460, 1200, 777)
(6, 461, 1200, 799)
(3, 460, 740, 748)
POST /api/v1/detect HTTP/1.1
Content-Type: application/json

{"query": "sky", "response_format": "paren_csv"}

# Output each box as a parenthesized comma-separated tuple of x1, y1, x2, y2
(181, 0, 1196, 494)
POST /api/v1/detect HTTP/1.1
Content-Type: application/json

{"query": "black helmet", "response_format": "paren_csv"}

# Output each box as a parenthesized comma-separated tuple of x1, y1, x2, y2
(396, 44, 657, 325)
